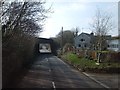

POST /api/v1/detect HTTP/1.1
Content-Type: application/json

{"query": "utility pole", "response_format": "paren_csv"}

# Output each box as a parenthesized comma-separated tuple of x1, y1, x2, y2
(61, 27, 63, 54)
(75, 27, 78, 37)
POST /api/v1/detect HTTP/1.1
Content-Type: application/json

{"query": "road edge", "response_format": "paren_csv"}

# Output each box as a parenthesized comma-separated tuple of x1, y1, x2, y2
(82, 72, 110, 88)
(57, 56, 111, 89)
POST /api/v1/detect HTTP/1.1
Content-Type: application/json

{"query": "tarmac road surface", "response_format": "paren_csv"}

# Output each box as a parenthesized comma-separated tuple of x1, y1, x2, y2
(17, 54, 118, 89)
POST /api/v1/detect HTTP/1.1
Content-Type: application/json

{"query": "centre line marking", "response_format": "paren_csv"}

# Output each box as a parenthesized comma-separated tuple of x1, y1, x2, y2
(52, 82, 56, 89)
(49, 69, 51, 72)
(46, 58, 48, 62)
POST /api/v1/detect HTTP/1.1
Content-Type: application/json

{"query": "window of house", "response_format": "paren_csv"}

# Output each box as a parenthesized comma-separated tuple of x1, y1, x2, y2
(114, 44, 118, 48)
(84, 44, 87, 47)
(80, 39, 85, 42)
(110, 44, 118, 48)
(79, 44, 81, 47)
(116, 44, 118, 48)
(111, 45, 114, 48)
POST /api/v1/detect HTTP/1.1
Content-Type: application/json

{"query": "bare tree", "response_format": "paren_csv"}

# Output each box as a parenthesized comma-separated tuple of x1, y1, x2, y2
(90, 8, 114, 63)
(1, 1, 49, 37)
(1, 1, 51, 87)
(56, 30, 75, 48)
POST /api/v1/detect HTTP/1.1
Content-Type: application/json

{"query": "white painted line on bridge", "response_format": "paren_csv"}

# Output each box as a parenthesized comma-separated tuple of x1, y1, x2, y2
(52, 82, 56, 89)
(82, 72, 110, 88)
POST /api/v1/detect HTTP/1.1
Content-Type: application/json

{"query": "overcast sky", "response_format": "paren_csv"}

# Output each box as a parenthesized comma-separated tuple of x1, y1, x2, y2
(39, 0, 119, 38)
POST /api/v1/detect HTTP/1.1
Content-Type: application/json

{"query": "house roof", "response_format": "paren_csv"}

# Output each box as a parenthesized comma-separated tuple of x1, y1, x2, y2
(80, 32, 90, 36)
(75, 32, 119, 41)
(75, 32, 94, 38)
(94, 35, 112, 40)
(111, 36, 120, 40)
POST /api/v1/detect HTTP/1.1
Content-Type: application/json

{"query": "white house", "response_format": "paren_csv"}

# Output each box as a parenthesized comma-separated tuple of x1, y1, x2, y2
(74, 32, 120, 52)
(107, 37, 120, 52)
(74, 32, 94, 49)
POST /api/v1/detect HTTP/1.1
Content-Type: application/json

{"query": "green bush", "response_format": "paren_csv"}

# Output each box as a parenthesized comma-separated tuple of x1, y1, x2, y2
(62, 52, 120, 73)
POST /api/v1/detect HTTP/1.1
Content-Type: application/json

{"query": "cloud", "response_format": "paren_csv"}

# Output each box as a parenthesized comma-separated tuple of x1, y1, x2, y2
(48, 0, 119, 3)
(70, 2, 86, 11)
(41, 1, 118, 38)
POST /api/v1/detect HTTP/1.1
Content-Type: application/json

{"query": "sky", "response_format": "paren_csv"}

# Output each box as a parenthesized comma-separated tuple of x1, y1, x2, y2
(39, 0, 119, 38)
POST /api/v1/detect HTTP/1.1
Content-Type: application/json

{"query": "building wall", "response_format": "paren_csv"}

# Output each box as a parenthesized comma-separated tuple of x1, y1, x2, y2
(107, 39, 119, 52)
(74, 33, 91, 49)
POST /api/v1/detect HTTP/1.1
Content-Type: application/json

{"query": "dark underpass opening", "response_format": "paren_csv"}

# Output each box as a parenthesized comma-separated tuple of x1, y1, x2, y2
(34, 38, 57, 55)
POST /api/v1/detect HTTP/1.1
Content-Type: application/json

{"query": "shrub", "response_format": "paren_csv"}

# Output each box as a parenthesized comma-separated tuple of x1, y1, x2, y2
(63, 43, 73, 53)
(2, 33, 36, 88)
(62, 52, 120, 73)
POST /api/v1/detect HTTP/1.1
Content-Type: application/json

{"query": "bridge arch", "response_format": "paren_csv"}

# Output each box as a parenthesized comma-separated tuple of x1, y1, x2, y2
(34, 38, 57, 55)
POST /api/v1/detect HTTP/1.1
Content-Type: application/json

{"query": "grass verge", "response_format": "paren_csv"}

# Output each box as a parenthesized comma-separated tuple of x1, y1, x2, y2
(61, 52, 120, 73)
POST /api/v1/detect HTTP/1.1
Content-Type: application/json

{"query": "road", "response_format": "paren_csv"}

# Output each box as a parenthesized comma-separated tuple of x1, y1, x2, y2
(17, 54, 118, 89)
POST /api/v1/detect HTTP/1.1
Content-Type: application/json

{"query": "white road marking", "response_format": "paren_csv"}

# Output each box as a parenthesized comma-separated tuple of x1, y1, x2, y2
(83, 72, 110, 88)
(46, 58, 51, 72)
(54, 56, 65, 64)
(45, 58, 48, 62)
(54, 56, 70, 67)
(49, 69, 51, 72)
(52, 82, 56, 89)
